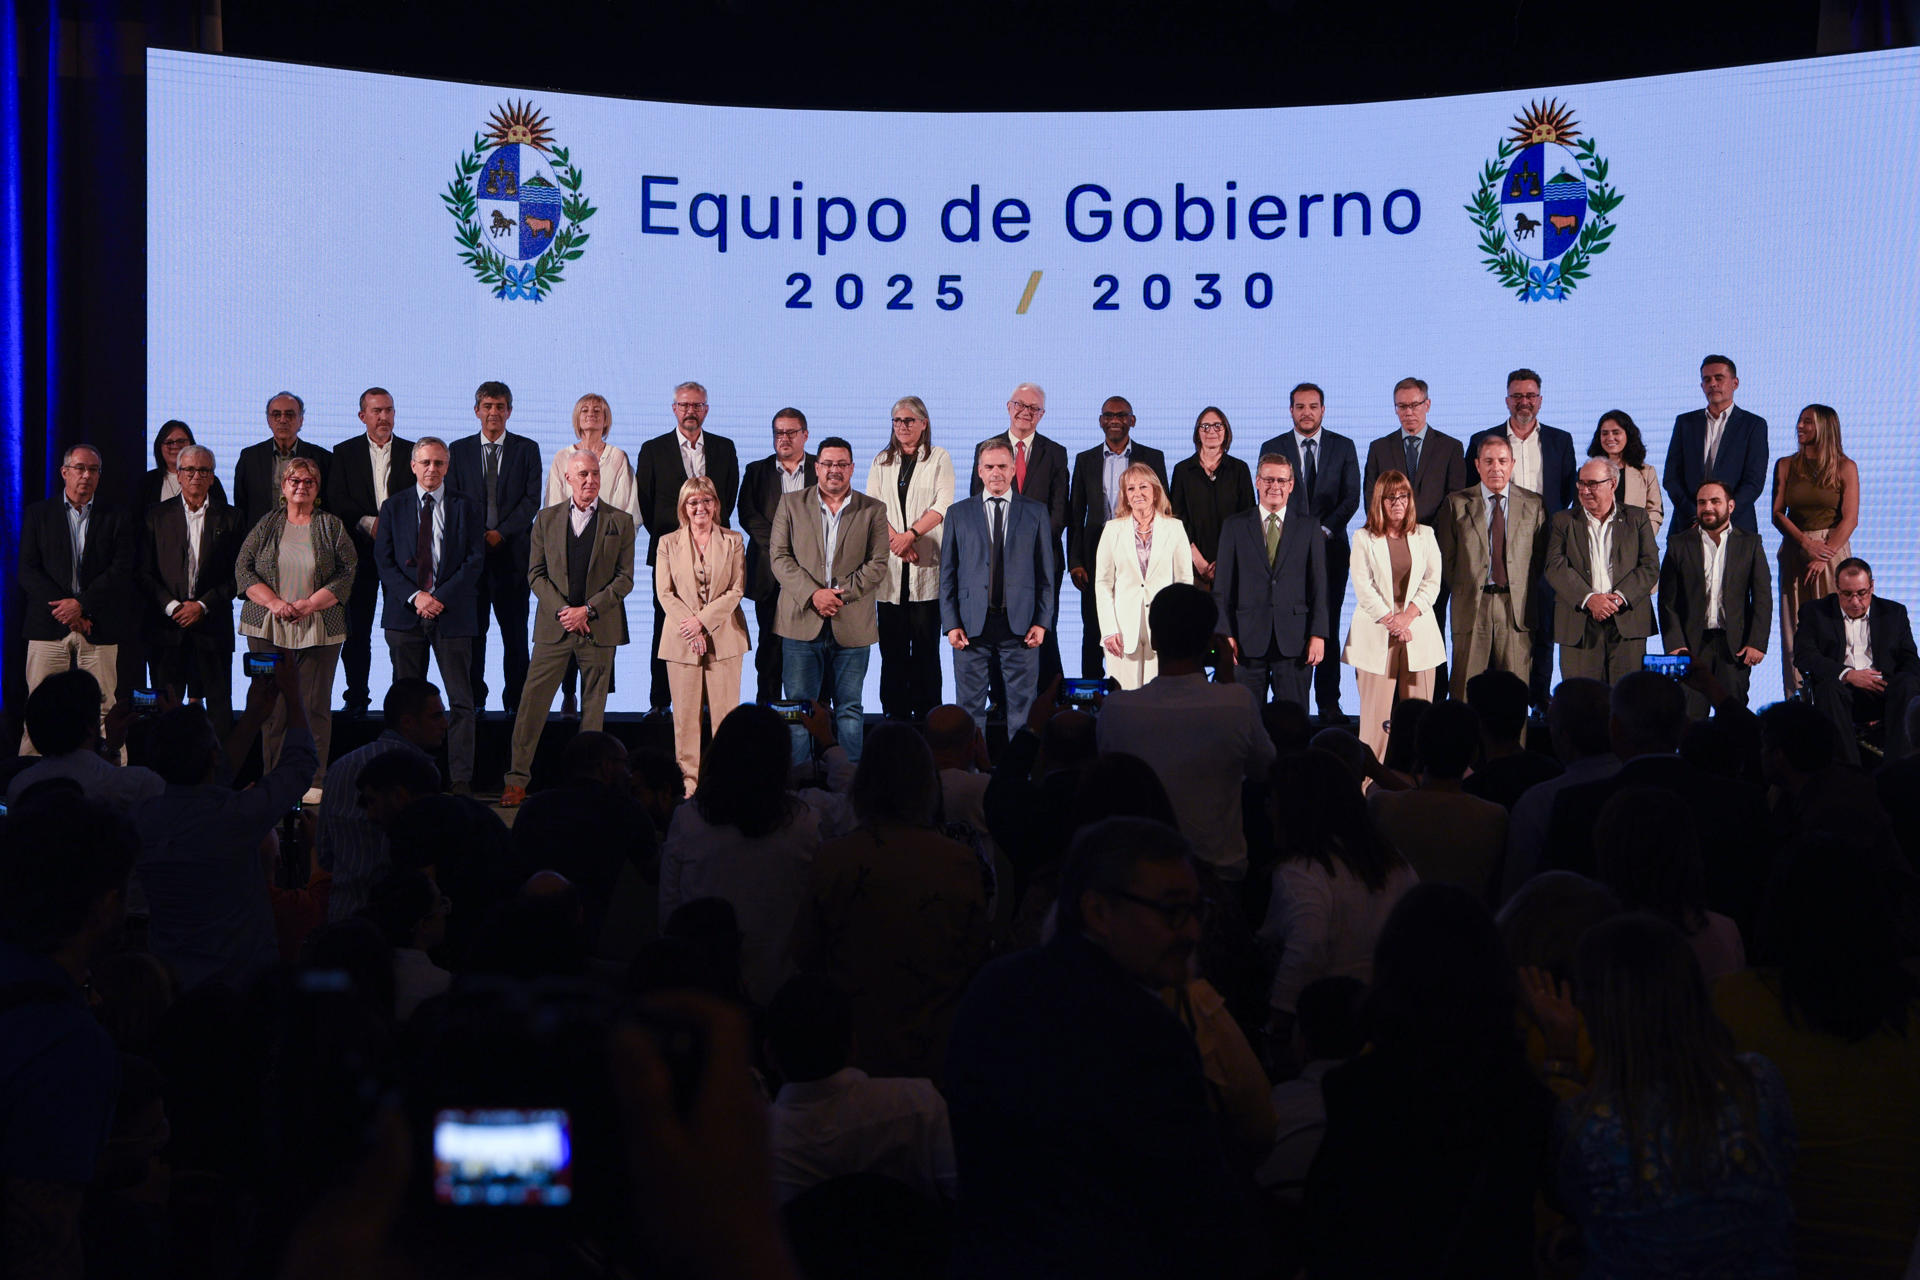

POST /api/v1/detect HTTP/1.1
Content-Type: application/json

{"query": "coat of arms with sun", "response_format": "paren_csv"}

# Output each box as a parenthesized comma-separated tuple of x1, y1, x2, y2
(443, 101, 597, 301)
(1467, 99, 1624, 302)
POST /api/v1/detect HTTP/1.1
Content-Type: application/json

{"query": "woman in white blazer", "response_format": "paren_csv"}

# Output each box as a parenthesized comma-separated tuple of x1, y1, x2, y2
(865, 396, 954, 720)
(1094, 462, 1195, 691)
(1344, 470, 1445, 761)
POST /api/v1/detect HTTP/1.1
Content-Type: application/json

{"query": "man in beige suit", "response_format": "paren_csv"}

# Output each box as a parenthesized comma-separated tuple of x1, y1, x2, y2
(1435, 435, 1546, 702)
(1545, 458, 1660, 685)
(502, 452, 635, 804)
(770, 436, 890, 766)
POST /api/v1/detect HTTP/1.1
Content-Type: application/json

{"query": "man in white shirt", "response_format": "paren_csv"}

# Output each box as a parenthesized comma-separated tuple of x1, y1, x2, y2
(1097, 583, 1276, 886)
(324, 388, 414, 717)
(1793, 558, 1920, 764)
(1658, 480, 1771, 719)
(141, 445, 245, 730)
(1545, 458, 1659, 684)
(6, 670, 164, 811)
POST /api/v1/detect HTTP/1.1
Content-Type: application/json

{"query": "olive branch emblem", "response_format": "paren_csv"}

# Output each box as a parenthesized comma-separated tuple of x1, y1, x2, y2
(442, 103, 597, 302)
(1465, 100, 1623, 302)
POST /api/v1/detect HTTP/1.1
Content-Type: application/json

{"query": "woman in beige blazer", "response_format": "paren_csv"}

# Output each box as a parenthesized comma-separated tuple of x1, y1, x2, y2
(1344, 470, 1444, 761)
(1094, 462, 1195, 690)
(1589, 411, 1663, 533)
(865, 396, 954, 720)
(656, 476, 751, 793)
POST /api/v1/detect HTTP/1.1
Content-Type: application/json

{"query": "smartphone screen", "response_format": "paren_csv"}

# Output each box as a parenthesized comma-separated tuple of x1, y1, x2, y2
(1642, 654, 1691, 679)
(769, 700, 808, 723)
(432, 1108, 573, 1207)
(243, 652, 282, 677)
(1058, 678, 1106, 707)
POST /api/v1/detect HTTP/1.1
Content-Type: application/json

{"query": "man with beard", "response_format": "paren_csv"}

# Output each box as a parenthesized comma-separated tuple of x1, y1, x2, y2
(1657, 480, 1771, 719)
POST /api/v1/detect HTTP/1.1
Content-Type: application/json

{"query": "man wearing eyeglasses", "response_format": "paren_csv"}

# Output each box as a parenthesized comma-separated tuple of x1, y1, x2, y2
(1545, 458, 1659, 685)
(19, 445, 136, 753)
(232, 391, 332, 534)
(972, 383, 1070, 687)
(140, 444, 245, 731)
(738, 408, 816, 702)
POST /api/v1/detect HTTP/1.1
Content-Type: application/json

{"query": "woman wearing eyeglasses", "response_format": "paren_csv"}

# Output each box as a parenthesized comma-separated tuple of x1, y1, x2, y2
(865, 396, 953, 720)
(142, 419, 229, 506)
(1168, 406, 1255, 588)
(235, 457, 357, 801)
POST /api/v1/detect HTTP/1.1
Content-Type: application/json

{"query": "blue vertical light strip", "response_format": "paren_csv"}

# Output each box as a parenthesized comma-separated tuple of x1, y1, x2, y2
(0, 1, 28, 663)
(41, 0, 56, 498)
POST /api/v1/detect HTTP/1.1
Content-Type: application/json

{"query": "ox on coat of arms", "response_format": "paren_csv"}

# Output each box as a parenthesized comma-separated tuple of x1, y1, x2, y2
(444, 101, 596, 301)
(1466, 99, 1623, 302)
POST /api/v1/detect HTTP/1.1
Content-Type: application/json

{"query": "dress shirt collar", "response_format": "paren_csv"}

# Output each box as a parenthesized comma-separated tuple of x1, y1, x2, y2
(1699, 522, 1727, 548)
(1294, 429, 1322, 453)
(1007, 425, 1037, 445)
(1478, 483, 1508, 510)
(66, 496, 92, 517)
(569, 497, 600, 534)
(1704, 404, 1733, 432)
(1103, 439, 1132, 458)
(1582, 504, 1614, 533)
(414, 483, 444, 505)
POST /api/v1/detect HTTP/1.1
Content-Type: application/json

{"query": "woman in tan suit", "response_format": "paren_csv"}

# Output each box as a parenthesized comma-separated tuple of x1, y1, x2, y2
(1094, 462, 1194, 690)
(656, 476, 751, 793)
(1343, 470, 1444, 761)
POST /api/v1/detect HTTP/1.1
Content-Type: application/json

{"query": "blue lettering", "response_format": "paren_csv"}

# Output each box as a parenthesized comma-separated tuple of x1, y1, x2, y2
(943, 185, 982, 243)
(641, 175, 679, 234)
(1298, 193, 1325, 238)
(1175, 184, 1213, 241)
(689, 192, 728, 253)
(1066, 184, 1112, 243)
(868, 198, 907, 242)
(815, 197, 856, 256)
(992, 198, 1030, 243)
(1248, 195, 1286, 240)
(1123, 197, 1163, 242)
(1333, 192, 1370, 237)
(1384, 189, 1421, 234)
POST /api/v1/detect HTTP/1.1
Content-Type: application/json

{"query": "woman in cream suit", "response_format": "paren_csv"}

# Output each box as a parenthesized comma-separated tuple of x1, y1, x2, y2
(545, 393, 640, 515)
(865, 396, 954, 720)
(1094, 462, 1194, 691)
(656, 476, 751, 793)
(1344, 470, 1445, 761)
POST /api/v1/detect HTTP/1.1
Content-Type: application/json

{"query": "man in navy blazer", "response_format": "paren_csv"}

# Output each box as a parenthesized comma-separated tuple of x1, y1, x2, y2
(1068, 396, 1168, 680)
(942, 440, 1056, 733)
(972, 382, 1072, 689)
(323, 387, 414, 716)
(375, 437, 483, 792)
(1261, 382, 1361, 722)
(1213, 454, 1330, 708)
(1663, 355, 1768, 535)
(447, 380, 542, 714)
(1793, 558, 1920, 765)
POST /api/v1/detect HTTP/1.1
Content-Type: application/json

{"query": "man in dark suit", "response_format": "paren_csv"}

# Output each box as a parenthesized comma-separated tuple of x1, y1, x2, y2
(1794, 558, 1920, 765)
(1067, 396, 1167, 679)
(447, 380, 542, 714)
(374, 438, 484, 794)
(1365, 377, 1467, 695)
(1658, 479, 1771, 718)
(943, 439, 1056, 733)
(18, 445, 134, 753)
(231, 391, 332, 534)
(633, 380, 741, 712)
(140, 444, 244, 730)
(736, 407, 815, 702)
(1213, 454, 1330, 707)
(1544, 458, 1660, 685)
(323, 387, 414, 717)
(1663, 355, 1769, 535)
(971, 382, 1071, 689)
(1469, 369, 1579, 710)
(1261, 381, 1361, 722)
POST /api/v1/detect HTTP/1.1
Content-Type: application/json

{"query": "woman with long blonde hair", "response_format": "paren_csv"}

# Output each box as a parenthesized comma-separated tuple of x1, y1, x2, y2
(1343, 471, 1444, 761)
(1771, 403, 1858, 694)
(1093, 462, 1193, 689)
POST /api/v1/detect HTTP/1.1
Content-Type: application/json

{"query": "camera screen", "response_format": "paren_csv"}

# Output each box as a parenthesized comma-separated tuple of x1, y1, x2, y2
(243, 652, 281, 677)
(433, 1108, 574, 1207)
(1643, 654, 1691, 679)
(1059, 678, 1106, 706)
(769, 700, 808, 723)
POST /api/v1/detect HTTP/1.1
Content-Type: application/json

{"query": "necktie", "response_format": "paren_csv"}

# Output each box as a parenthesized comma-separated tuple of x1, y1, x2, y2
(1302, 439, 1318, 515)
(185, 515, 199, 596)
(1403, 432, 1421, 479)
(1488, 494, 1508, 588)
(1014, 440, 1028, 492)
(484, 442, 500, 528)
(989, 498, 1006, 607)
(418, 494, 436, 594)
(1265, 512, 1281, 566)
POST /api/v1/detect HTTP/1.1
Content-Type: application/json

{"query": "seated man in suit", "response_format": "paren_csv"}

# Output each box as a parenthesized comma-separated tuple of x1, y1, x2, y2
(1544, 458, 1659, 685)
(501, 451, 636, 806)
(941, 440, 1055, 734)
(1213, 454, 1329, 708)
(324, 387, 413, 717)
(1794, 557, 1920, 765)
(374, 438, 484, 795)
(140, 445, 244, 731)
(447, 381, 542, 714)
(1663, 355, 1769, 535)
(1068, 397, 1167, 679)
(1435, 435, 1546, 703)
(1658, 479, 1771, 719)
(232, 392, 332, 534)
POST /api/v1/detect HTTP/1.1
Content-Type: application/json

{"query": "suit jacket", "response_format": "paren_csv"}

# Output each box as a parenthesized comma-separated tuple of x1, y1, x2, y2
(1435, 485, 1548, 640)
(1067, 442, 1168, 574)
(654, 526, 750, 664)
(970, 431, 1070, 559)
(17, 498, 136, 644)
(1658, 525, 1771, 655)
(868, 446, 956, 605)
(140, 467, 229, 509)
(324, 434, 415, 540)
(140, 497, 244, 649)
(769, 487, 890, 647)
(447, 430, 543, 551)
(526, 501, 636, 647)
(372, 487, 485, 636)
(1544, 503, 1660, 643)
(1344, 525, 1445, 674)
(940, 493, 1057, 639)
(1793, 596, 1920, 688)
(633, 430, 741, 566)
(739, 454, 815, 602)
(1213, 506, 1329, 659)
(1259, 429, 1362, 552)
(1467, 424, 1579, 513)
(1094, 515, 1195, 654)
(1363, 429, 1468, 526)
(232, 438, 333, 535)
(233, 510, 358, 641)
(1663, 406, 1769, 534)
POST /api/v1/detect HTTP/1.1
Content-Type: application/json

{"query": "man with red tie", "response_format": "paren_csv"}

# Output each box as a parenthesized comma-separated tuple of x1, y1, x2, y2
(971, 382, 1070, 687)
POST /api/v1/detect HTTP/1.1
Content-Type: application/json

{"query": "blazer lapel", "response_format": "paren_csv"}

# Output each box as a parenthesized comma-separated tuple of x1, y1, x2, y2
(549, 508, 572, 599)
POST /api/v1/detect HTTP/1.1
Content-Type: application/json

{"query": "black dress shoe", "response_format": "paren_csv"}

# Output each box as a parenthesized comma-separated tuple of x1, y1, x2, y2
(562, 690, 580, 716)
(1319, 707, 1352, 727)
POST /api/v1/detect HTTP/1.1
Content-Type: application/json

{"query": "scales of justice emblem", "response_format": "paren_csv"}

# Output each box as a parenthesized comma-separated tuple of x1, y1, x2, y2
(1467, 99, 1623, 302)
(444, 101, 597, 301)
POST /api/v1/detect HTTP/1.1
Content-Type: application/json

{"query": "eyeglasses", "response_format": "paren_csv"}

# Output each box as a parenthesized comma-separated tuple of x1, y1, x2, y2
(1008, 399, 1044, 415)
(674, 401, 708, 412)
(268, 410, 301, 421)
(1574, 479, 1611, 490)
(284, 478, 318, 490)
(63, 463, 103, 474)
(890, 417, 925, 428)
(1197, 422, 1226, 432)
(1258, 475, 1293, 487)
(1099, 412, 1132, 422)
(816, 460, 854, 471)
(772, 428, 806, 439)
(178, 466, 215, 477)
(1107, 890, 1213, 930)
(1393, 399, 1429, 413)
(1506, 392, 1541, 402)
(686, 497, 717, 509)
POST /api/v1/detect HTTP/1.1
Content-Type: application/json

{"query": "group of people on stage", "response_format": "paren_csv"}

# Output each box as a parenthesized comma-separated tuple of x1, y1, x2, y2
(16, 354, 1914, 805)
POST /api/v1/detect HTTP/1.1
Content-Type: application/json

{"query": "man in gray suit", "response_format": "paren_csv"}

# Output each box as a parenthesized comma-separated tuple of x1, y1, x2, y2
(770, 436, 890, 765)
(1545, 458, 1660, 685)
(1212, 454, 1329, 707)
(1435, 435, 1547, 702)
(501, 451, 635, 805)
(942, 440, 1056, 733)
(1658, 479, 1771, 718)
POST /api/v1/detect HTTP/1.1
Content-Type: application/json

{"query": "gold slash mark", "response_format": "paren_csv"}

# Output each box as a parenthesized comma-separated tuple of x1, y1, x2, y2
(1016, 271, 1043, 315)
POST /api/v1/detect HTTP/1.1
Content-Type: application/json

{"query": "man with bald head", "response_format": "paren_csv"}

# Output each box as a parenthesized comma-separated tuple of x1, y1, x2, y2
(973, 383, 1070, 686)
(1544, 457, 1659, 684)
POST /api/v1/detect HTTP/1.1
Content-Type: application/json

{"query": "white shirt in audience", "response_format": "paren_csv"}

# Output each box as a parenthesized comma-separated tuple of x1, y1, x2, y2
(769, 1067, 957, 1206)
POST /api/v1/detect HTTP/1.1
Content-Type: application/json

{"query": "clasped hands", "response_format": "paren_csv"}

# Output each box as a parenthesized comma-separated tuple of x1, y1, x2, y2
(267, 594, 322, 622)
(1583, 591, 1625, 622)
(809, 586, 845, 618)
(557, 605, 594, 634)
(677, 614, 709, 657)
(49, 597, 92, 635)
